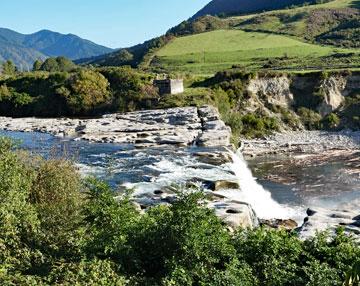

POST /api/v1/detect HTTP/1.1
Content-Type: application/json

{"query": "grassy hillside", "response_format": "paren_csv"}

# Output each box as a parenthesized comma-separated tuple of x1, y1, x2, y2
(236, 1, 360, 48)
(154, 29, 359, 74)
(192, 0, 334, 18)
(82, 0, 359, 75)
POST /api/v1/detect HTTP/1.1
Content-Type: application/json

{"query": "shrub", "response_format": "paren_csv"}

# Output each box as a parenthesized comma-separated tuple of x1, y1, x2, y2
(0, 138, 41, 273)
(61, 70, 111, 114)
(297, 107, 322, 130)
(47, 259, 127, 286)
(322, 113, 340, 129)
(30, 159, 85, 259)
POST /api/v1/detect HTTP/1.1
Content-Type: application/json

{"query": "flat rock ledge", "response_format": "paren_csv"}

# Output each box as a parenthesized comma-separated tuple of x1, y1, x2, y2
(299, 207, 360, 241)
(0, 106, 232, 148)
(242, 130, 360, 157)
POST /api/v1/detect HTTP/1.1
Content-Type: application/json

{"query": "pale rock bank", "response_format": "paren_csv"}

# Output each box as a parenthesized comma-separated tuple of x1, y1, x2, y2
(0, 106, 231, 148)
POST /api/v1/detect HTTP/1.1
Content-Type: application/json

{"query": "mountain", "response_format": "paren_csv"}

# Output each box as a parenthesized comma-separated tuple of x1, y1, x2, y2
(192, 0, 331, 18)
(0, 28, 113, 70)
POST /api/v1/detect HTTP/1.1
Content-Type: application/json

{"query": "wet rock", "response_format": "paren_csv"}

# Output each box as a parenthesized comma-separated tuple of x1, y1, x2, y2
(299, 207, 360, 240)
(261, 219, 298, 230)
(0, 106, 231, 148)
(213, 180, 239, 191)
(192, 149, 233, 165)
(209, 200, 259, 229)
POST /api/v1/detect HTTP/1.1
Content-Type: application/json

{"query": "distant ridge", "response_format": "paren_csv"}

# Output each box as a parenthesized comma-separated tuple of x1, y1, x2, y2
(0, 28, 113, 70)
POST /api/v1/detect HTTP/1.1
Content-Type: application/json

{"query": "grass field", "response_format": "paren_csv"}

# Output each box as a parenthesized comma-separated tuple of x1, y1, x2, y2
(154, 30, 359, 74)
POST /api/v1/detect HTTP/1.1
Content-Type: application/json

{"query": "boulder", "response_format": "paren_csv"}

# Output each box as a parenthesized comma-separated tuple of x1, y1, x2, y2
(261, 219, 298, 230)
(299, 207, 360, 240)
(214, 180, 240, 191)
(209, 200, 259, 229)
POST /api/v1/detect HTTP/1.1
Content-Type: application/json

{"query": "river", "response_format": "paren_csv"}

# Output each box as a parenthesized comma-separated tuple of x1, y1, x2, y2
(1, 130, 359, 224)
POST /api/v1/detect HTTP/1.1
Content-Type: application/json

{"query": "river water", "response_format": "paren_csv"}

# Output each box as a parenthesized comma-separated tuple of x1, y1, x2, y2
(1, 130, 359, 222)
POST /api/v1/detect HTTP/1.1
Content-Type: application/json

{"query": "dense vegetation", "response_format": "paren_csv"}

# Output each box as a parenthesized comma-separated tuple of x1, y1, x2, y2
(192, 0, 335, 18)
(0, 65, 158, 117)
(0, 137, 359, 285)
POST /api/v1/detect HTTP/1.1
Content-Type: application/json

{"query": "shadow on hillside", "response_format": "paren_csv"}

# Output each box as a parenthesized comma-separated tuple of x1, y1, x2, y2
(350, 0, 360, 9)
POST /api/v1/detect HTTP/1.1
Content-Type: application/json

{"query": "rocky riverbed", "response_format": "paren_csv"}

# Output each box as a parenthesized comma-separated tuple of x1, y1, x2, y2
(0, 106, 231, 148)
(243, 130, 360, 239)
(242, 130, 360, 157)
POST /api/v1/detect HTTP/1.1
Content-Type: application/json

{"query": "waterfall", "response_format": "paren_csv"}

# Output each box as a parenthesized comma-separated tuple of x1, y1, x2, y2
(229, 149, 296, 220)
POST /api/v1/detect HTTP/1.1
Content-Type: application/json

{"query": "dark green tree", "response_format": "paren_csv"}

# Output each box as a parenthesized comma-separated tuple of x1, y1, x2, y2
(32, 59, 43, 71)
(2, 60, 17, 75)
(61, 70, 110, 114)
(56, 57, 76, 72)
(40, 58, 59, 72)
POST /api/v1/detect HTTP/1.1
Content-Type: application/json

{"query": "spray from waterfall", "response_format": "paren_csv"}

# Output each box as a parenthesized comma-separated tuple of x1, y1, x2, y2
(229, 148, 298, 220)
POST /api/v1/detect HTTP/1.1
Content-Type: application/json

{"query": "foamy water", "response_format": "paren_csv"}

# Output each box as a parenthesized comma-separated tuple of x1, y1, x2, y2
(0, 130, 313, 222)
(227, 150, 303, 220)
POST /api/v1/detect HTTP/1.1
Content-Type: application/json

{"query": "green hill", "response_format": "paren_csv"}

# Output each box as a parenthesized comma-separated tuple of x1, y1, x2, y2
(153, 29, 359, 74)
(81, 0, 359, 74)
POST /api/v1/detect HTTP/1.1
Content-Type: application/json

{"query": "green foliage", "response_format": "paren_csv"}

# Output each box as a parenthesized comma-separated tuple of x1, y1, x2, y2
(59, 70, 110, 114)
(241, 113, 280, 138)
(82, 179, 139, 259)
(47, 259, 127, 286)
(0, 67, 160, 117)
(30, 159, 85, 259)
(40, 57, 76, 72)
(1, 60, 17, 75)
(33, 60, 43, 71)
(322, 112, 340, 129)
(298, 107, 322, 129)
(0, 138, 40, 274)
(344, 261, 360, 286)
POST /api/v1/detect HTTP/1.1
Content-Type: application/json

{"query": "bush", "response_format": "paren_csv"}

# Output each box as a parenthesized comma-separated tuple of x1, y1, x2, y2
(30, 159, 85, 259)
(298, 107, 322, 130)
(322, 113, 340, 129)
(47, 259, 127, 286)
(60, 70, 111, 114)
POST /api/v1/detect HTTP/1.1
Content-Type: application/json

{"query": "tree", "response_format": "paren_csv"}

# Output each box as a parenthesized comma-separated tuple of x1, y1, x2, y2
(113, 50, 134, 65)
(40, 58, 59, 72)
(32, 59, 43, 71)
(63, 70, 110, 114)
(56, 57, 76, 72)
(2, 60, 17, 75)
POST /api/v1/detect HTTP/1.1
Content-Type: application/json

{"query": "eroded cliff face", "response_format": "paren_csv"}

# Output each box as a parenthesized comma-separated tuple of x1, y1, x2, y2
(247, 76, 294, 108)
(246, 73, 360, 117)
(317, 76, 347, 116)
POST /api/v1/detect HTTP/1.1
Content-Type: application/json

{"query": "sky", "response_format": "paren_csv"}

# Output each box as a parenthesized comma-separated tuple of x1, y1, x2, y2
(1, 0, 210, 49)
